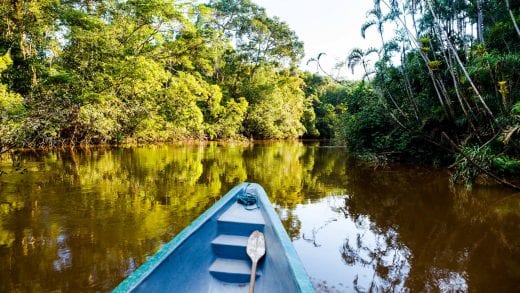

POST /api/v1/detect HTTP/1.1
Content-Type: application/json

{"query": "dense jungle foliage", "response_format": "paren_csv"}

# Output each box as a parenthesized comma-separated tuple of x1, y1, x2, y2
(1, 0, 520, 186)
(333, 0, 520, 186)
(0, 0, 314, 149)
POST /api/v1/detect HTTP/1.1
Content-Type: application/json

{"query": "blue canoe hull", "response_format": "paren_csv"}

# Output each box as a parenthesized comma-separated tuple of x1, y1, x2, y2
(112, 183, 314, 292)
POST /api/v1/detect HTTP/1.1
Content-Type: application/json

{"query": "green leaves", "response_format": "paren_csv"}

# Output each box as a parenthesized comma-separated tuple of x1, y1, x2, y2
(0, 53, 26, 152)
(242, 66, 305, 139)
(209, 0, 303, 67)
(0, 0, 313, 148)
(512, 102, 520, 115)
(0, 54, 13, 72)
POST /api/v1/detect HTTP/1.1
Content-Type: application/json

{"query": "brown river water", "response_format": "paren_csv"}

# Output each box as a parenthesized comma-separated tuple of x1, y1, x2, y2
(0, 141, 518, 292)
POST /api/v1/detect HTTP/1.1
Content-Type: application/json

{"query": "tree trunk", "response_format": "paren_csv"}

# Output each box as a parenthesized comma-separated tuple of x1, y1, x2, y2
(476, 0, 485, 43)
(425, 0, 494, 119)
(506, 0, 520, 38)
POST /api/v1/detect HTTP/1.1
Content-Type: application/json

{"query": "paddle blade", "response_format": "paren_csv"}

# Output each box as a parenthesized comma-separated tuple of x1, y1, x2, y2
(246, 230, 265, 262)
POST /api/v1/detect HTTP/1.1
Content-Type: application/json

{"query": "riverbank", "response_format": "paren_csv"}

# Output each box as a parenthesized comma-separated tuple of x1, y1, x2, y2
(2, 138, 520, 191)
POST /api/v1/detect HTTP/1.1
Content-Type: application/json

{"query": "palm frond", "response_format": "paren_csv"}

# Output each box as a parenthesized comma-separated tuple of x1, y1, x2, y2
(306, 58, 316, 66)
(361, 20, 376, 38)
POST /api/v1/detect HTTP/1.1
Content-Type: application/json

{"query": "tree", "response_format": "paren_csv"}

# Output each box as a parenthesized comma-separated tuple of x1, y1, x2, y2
(243, 66, 306, 139)
(332, 0, 520, 187)
(0, 0, 58, 95)
(208, 0, 303, 74)
(0, 53, 25, 153)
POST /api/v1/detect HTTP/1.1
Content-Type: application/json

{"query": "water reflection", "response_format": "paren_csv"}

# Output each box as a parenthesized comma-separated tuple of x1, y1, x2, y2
(0, 142, 519, 292)
(284, 196, 407, 292)
(282, 164, 519, 292)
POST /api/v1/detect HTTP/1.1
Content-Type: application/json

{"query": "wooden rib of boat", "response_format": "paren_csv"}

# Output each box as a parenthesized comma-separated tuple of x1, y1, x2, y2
(112, 182, 315, 292)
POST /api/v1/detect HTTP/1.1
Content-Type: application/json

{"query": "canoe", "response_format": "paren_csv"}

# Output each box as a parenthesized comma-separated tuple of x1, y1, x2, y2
(112, 182, 315, 292)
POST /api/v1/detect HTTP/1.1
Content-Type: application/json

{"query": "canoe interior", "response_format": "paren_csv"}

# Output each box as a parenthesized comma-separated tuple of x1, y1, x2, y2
(113, 183, 314, 293)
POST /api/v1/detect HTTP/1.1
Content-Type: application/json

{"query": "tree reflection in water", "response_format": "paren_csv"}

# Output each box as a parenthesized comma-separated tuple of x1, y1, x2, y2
(279, 159, 519, 292)
(338, 214, 411, 292)
(0, 142, 518, 292)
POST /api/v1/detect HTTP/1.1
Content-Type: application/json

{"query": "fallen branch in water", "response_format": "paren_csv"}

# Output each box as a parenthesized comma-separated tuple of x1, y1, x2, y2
(441, 132, 520, 191)
(388, 115, 520, 191)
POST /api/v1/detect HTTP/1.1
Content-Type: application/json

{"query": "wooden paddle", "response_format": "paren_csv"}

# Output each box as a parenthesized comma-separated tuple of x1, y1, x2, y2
(246, 230, 265, 293)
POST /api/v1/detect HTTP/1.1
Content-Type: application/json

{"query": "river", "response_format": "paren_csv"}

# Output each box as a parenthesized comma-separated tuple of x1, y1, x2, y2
(0, 141, 518, 292)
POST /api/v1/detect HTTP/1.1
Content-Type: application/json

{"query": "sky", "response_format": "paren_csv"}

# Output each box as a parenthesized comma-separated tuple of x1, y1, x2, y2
(253, 0, 381, 80)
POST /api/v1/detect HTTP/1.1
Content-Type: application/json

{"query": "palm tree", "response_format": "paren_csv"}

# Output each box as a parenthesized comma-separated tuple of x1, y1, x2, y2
(348, 46, 408, 121)
(306, 52, 342, 81)
(347, 47, 378, 81)
(306, 52, 327, 75)
(361, 2, 386, 47)
(361, 0, 399, 55)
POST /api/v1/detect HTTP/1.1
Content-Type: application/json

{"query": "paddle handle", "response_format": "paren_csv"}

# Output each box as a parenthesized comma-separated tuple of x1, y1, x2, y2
(249, 260, 258, 293)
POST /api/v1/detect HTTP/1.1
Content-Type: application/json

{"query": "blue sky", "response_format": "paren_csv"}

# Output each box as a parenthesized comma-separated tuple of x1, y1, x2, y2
(254, 0, 381, 80)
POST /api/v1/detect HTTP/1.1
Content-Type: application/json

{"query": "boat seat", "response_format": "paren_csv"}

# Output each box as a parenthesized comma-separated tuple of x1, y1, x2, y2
(209, 258, 261, 283)
(217, 203, 265, 236)
(211, 234, 249, 259)
(210, 202, 266, 284)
